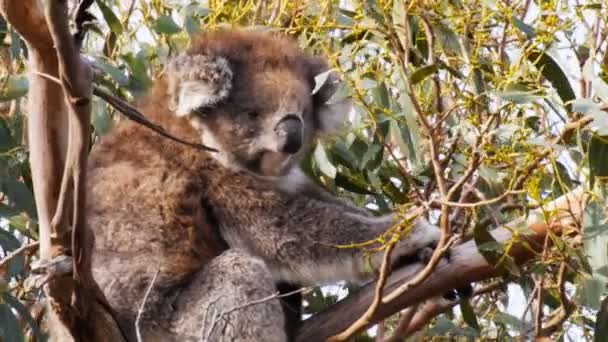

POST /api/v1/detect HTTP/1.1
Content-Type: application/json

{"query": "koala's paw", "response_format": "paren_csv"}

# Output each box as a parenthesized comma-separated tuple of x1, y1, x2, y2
(443, 284, 474, 301)
(416, 246, 435, 264)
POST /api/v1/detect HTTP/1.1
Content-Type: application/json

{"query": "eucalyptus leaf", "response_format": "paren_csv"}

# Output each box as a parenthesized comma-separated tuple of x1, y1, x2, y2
(0, 117, 15, 152)
(0, 76, 28, 102)
(410, 64, 440, 85)
(595, 296, 608, 342)
(577, 278, 605, 310)
(511, 16, 536, 39)
(493, 312, 528, 331)
(527, 50, 575, 110)
(588, 135, 608, 185)
(4, 293, 42, 340)
(94, 59, 128, 86)
(0, 300, 23, 342)
(312, 70, 333, 95)
(1, 179, 36, 218)
(153, 15, 182, 35)
(335, 173, 373, 195)
(313, 143, 337, 179)
(460, 300, 480, 331)
(97, 0, 123, 35)
(0, 229, 23, 278)
(371, 83, 389, 108)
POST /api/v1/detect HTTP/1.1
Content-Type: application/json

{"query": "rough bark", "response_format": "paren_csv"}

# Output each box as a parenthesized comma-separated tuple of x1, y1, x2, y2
(0, 1, 124, 341)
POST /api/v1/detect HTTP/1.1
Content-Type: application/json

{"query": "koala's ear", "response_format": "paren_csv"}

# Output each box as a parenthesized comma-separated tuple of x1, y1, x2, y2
(307, 57, 351, 135)
(167, 54, 233, 117)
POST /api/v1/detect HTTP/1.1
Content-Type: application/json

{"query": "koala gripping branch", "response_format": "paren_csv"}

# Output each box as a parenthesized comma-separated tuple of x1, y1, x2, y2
(295, 187, 587, 342)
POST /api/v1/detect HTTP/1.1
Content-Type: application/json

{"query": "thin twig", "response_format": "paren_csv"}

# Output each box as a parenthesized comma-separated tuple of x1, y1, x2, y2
(385, 281, 502, 340)
(328, 243, 396, 341)
(93, 87, 218, 152)
(534, 233, 551, 337)
(0, 241, 40, 269)
(380, 304, 419, 342)
(205, 286, 310, 340)
(33, 70, 217, 153)
(382, 235, 459, 303)
(539, 262, 574, 337)
(437, 190, 526, 208)
(135, 265, 161, 342)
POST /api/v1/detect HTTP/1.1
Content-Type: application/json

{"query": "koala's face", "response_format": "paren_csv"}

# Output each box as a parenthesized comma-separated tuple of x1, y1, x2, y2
(167, 31, 350, 178)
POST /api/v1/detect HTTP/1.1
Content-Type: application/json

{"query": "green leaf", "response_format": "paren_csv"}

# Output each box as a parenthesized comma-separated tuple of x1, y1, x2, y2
(371, 83, 389, 108)
(184, 16, 200, 37)
(460, 300, 480, 331)
(329, 141, 358, 170)
(9, 29, 22, 60)
(429, 316, 459, 335)
(97, 0, 123, 35)
(511, 16, 536, 39)
(92, 100, 114, 136)
(588, 135, 608, 185)
(434, 22, 462, 56)
(121, 53, 152, 95)
(0, 17, 7, 43)
(94, 59, 128, 86)
(360, 143, 382, 171)
(0, 229, 23, 278)
(473, 223, 503, 265)
(583, 200, 608, 291)
(410, 64, 440, 85)
(335, 173, 373, 195)
(527, 50, 576, 111)
(396, 88, 423, 169)
(583, 58, 608, 104)
(573, 98, 608, 134)
(4, 293, 42, 341)
(0, 300, 23, 342)
(577, 278, 605, 310)
(1, 179, 37, 218)
(595, 296, 608, 342)
(153, 15, 182, 35)
(495, 89, 542, 104)
(182, 4, 210, 17)
(493, 312, 528, 331)
(0, 117, 16, 151)
(313, 143, 337, 178)
(0, 76, 28, 102)
(312, 70, 332, 95)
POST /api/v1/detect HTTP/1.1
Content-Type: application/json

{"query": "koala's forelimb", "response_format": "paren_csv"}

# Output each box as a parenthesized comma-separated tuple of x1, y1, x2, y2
(218, 189, 440, 286)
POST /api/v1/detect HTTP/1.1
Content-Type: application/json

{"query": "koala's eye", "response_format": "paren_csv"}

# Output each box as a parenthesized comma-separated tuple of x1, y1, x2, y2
(246, 110, 260, 119)
(194, 107, 209, 116)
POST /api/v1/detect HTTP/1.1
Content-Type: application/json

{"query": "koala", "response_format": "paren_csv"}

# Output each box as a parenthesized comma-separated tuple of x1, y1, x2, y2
(86, 29, 441, 342)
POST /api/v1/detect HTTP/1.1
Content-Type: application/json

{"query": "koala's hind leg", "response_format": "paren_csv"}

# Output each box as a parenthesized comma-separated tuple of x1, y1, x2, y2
(171, 249, 287, 342)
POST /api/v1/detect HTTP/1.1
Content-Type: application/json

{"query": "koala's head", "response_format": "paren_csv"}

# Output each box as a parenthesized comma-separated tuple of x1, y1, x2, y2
(166, 30, 349, 178)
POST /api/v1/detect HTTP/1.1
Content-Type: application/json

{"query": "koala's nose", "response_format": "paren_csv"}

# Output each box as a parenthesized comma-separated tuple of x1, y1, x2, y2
(274, 115, 303, 154)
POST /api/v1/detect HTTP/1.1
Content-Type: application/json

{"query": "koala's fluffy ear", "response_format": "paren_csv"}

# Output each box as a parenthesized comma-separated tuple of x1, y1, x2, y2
(167, 54, 233, 116)
(308, 57, 352, 135)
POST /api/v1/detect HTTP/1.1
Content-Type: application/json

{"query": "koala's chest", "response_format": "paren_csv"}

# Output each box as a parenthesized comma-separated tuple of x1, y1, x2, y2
(204, 179, 297, 248)
(88, 160, 223, 268)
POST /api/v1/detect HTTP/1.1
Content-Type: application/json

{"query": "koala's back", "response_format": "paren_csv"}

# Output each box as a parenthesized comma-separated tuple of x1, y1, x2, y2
(87, 84, 228, 333)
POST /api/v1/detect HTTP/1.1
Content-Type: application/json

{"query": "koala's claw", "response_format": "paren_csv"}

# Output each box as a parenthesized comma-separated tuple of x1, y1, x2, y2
(416, 246, 435, 264)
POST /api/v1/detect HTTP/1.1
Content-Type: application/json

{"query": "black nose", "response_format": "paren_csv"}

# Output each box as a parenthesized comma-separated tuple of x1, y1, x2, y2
(274, 115, 303, 154)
